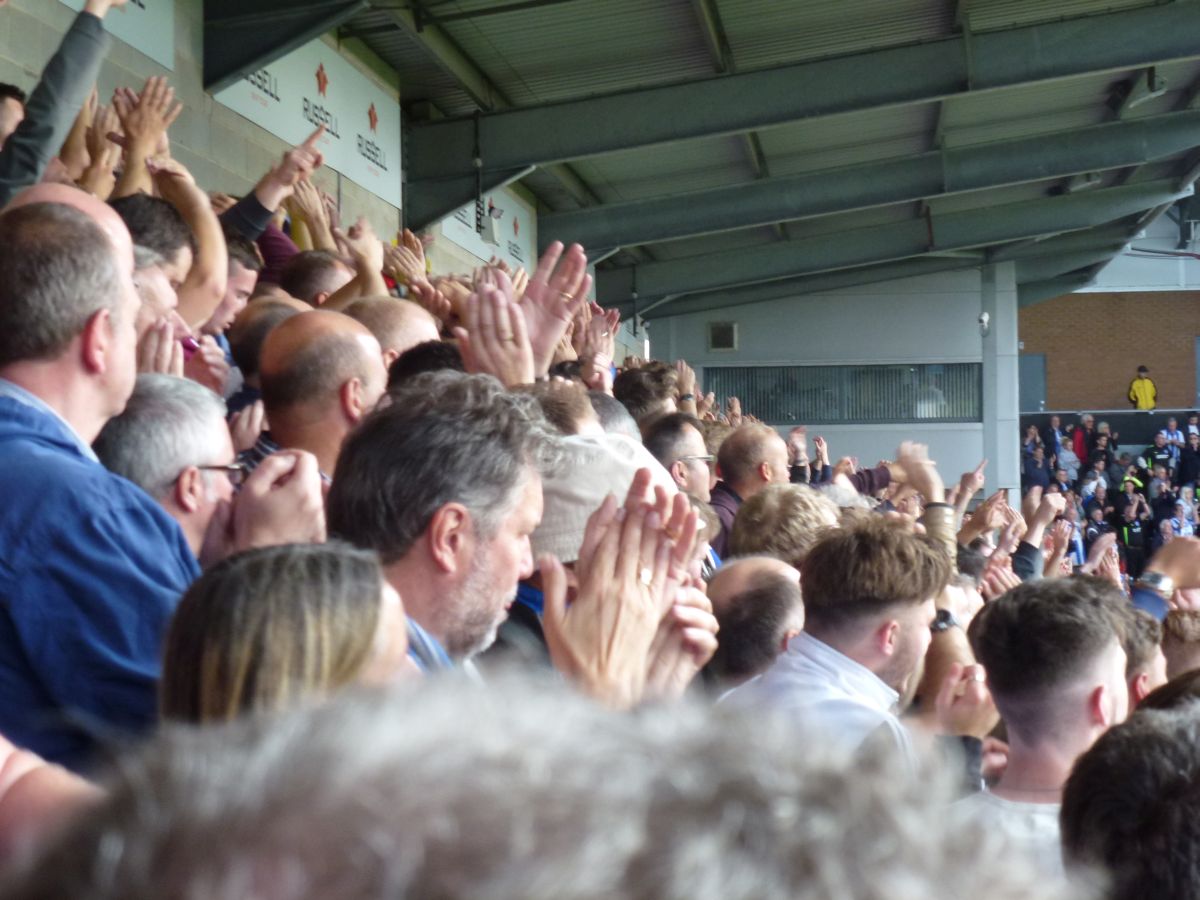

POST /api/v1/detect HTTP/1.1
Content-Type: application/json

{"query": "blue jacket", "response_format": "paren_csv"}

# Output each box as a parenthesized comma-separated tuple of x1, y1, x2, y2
(0, 396, 199, 770)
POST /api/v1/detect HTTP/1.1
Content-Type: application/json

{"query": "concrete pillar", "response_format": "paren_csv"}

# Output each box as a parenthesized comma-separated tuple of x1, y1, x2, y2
(981, 262, 1020, 492)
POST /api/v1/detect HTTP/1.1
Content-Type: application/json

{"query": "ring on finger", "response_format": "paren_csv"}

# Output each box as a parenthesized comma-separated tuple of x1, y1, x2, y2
(639, 567, 653, 587)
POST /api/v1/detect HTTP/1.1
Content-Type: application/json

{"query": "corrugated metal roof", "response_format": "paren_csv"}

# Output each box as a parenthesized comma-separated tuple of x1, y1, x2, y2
(571, 134, 750, 202)
(439, 0, 717, 106)
(719, 0, 954, 72)
(965, 0, 1159, 33)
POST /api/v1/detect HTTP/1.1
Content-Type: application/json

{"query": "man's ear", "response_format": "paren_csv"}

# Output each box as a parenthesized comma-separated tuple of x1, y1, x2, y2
(780, 627, 802, 653)
(312, 292, 330, 307)
(426, 502, 472, 576)
(80, 308, 112, 375)
(669, 460, 689, 491)
(1129, 672, 1150, 708)
(174, 466, 205, 514)
(873, 618, 901, 659)
(757, 460, 773, 483)
(1089, 683, 1116, 727)
(341, 377, 368, 423)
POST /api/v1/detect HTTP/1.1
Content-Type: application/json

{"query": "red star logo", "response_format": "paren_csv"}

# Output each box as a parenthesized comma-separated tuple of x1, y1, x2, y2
(315, 63, 329, 97)
(513, 218, 519, 237)
(368, 103, 378, 132)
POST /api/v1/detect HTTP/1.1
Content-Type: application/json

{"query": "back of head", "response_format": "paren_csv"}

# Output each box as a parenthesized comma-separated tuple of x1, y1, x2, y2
(279, 250, 350, 306)
(801, 517, 950, 638)
(716, 423, 779, 488)
(706, 565, 803, 685)
(1123, 609, 1163, 681)
(729, 483, 839, 568)
(587, 389, 640, 440)
(341, 297, 438, 358)
(259, 311, 378, 415)
(94, 374, 227, 499)
(1162, 610, 1200, 679)
(517, 380, 598, 435)
(328, 372, 553, 564)
(1061, 706, 1200, 900)
(0, 203, 121, 367)
(613, 364, 677, 423)
(109, 194, 195, 263)
(387, 339, 464, 390)
(159, 542, 383, 723)
(967, 577, 1125, 741)
(4, 674, 1085, 900)
(227, 301, 301, 380)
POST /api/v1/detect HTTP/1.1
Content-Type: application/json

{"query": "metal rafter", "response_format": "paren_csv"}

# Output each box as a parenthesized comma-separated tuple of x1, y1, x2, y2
(404, 0, 1200, 225)
(594, 179, 1192, 304)
(541, 110, 1200, 253)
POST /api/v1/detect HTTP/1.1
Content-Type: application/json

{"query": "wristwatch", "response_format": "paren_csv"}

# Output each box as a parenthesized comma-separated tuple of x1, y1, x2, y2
(931, 608, 961, 634)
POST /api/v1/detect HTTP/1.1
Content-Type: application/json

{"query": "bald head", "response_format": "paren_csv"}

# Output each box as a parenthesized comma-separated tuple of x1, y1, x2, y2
(5, 183, 134, 272)
(716, 424, 790, 496)
(708, 556, 800, 617)
(340, 297, 440, 366)
(259, 310, 387, 417)
(705, 556, 803, 687)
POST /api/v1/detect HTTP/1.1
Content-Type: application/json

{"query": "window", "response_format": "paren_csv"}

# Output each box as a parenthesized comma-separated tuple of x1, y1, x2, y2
(702, 363, 981, 425)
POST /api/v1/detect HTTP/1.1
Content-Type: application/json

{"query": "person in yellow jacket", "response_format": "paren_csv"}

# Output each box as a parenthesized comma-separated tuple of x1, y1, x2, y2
(1128, 365, 1157, 410)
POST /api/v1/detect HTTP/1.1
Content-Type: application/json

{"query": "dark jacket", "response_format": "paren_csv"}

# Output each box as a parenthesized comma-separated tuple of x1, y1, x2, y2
(709, 481, 743, 559)
(0, 397, 199, 770)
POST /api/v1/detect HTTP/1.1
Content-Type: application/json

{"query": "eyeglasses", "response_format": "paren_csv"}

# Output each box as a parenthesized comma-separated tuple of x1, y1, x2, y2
(199, 462, 250, 488)
(676, 454, 715, 464)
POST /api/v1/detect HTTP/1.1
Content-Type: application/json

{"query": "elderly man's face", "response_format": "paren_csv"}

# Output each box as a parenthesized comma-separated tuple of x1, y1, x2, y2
(446, 469, 542, 660)
(133, 264, 178, 338)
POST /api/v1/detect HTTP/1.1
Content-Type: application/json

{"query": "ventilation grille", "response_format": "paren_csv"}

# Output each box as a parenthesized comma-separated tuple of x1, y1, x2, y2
(703, 363, 982, 425)
(707, 321, 738, 352)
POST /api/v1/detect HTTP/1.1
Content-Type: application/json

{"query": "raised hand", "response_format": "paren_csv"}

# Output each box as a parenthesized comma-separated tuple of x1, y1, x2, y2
(112, 76, 181, 158)
(519, 241, 593, 375)
(452, 276, 535, 388)
(286, 179, 335, 251)
(934, 662, 999, 739)
(252, 126, 326, 212)
(383, 242, 426, 287)
(183, 334, 230, 395)
(542, 491, 671, 710)
(229, 400, 266, 455)
(409, 278, 453, 328)
(136, 319, 184, 376)
(644, 584, 720, 701)
(232, 450, 326, 551)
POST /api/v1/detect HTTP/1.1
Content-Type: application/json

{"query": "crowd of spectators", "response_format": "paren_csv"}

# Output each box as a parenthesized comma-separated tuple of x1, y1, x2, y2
(4, 4, 1200, 897)
(1022, 411, 1200, 581)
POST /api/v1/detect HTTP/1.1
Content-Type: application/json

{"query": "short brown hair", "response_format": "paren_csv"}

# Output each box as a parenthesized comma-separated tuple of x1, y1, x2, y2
(697, 420, 732, 458)
(801, 517, 950, 635)
(716, 424, 780, 486)
(729, 484, 838, 568)
(967, 577, 1125, 740)
(613, 364, 677, 423)
(1124, 609, 1163, 679)
(1161, 610, 1200, 679)
(516, 380, 594, 435)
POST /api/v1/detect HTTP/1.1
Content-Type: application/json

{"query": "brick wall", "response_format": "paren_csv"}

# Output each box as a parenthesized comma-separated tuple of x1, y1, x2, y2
(1019, 290, 1200, 410)
(0, 0, 400, 236)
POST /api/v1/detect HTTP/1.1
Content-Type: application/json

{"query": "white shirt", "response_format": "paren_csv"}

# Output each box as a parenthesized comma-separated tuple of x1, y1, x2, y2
(724, 632, 916, 767)
(955, 791, 1065, 881)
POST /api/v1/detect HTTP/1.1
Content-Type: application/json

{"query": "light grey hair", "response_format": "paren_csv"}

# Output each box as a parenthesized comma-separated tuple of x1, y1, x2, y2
(1, 673, 1096, 899)
(815, 481, 875, 510)
(94, 374, 230, 499)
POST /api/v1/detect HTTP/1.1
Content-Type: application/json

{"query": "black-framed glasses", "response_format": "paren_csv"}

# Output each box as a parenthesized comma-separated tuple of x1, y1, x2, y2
(199, 462, 250, 488)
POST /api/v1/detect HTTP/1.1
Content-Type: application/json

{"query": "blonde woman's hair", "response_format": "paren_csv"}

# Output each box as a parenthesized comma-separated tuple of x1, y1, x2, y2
(160, 542, 385, 724)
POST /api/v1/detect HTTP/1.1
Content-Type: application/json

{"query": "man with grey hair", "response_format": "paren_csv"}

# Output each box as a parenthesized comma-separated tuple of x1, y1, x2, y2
(0, 676, 1086, 899)
(0, 185, 326, 770)
(94, 374, 240, 559)
(328, 371, 555, 666)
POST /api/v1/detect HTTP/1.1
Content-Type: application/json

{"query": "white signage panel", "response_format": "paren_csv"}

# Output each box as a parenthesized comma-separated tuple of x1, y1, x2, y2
(58, 0, 175, 70)
(213, 41, 401, 209)
(441, 186, 537, 270)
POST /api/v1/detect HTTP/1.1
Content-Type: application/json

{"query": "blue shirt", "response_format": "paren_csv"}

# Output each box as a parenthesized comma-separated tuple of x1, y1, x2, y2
(0, 392, 199, 770)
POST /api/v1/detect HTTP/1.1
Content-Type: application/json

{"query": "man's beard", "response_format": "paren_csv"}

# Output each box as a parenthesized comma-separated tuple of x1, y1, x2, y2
(443, 546, 515, 661)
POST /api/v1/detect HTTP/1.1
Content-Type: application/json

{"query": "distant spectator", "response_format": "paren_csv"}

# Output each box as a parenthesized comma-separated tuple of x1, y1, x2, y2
(1128, 364, 1157, 410)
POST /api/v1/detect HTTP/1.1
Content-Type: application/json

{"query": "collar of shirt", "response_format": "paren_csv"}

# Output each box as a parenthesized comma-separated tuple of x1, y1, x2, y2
(0, 378, 98, 462)
(782, 632, 901, 715)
